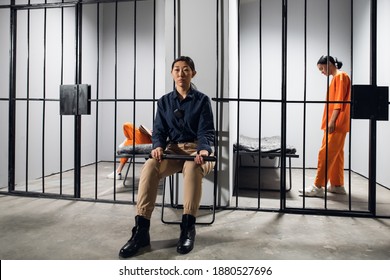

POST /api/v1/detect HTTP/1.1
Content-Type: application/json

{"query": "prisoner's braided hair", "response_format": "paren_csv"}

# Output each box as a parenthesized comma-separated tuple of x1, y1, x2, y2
(317, 55, 343, 69)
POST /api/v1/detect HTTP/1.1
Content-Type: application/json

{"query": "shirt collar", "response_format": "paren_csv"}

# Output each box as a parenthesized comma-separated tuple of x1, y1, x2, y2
(172, 87, 195, 101)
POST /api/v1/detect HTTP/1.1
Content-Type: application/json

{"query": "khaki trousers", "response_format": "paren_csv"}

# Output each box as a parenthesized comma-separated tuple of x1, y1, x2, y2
(136, 142, 214, 219)
(314, 131, 347, 187)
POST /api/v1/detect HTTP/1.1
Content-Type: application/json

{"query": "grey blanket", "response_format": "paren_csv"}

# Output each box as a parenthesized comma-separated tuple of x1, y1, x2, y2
(233, 135, 296, 154)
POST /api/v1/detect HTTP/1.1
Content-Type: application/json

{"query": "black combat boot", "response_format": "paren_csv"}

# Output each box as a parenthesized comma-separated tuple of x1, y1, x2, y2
(119, 215, 150, 258)
(176, 214, 196, 254)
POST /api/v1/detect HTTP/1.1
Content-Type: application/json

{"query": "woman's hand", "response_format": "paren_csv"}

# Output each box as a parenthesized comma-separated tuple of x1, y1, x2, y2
(328, 108, 340, 134)
(151, 147, 164, 162)
(195, 150, 209, 165)
(328, 120, 336, 134)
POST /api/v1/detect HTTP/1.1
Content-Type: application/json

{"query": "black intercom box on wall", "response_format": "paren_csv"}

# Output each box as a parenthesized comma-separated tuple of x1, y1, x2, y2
(351, 85, 388, 121)
(60, 84, 91, 115)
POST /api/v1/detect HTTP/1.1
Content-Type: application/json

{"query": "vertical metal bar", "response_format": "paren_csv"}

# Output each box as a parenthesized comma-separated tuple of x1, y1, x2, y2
(172, 0, 180, 90)
(74, 2, 83, 198)
(8, 3, 17, 192)
(368, 0, 377, 215)
(25, 6, 30, 192)
(348, 0, 353, 211)
(173, 0, 181, 59)
(152, 0, 158, 204)
(302, 0, 307, 208)
(323, 0, 331, 208)
(152, 0, 156, 125)
(94, 2, 100, 200)
(173, 0, 176, 59)
(214, 0, 220, 208)
(257, 0, 263, 209)
(131, 0, 138, 202)
(151, 0, 157, 204)
(177, 0, 181, 57)
(74, 117, 82, 198)
(280, 0, 288, 209)
(113, 1, 118, 200)
(60, 2, 64, 195)
(235, 0, 241, 207)
(42, 2, 47, 193)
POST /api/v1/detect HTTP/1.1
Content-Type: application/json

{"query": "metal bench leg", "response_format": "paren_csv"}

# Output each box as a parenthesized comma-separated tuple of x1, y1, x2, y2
(287, 156, 292, 192)
(122, 157, 133, 188)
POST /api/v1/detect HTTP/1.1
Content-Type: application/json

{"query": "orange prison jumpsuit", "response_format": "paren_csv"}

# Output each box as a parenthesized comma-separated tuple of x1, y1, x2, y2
(120, 123, 152, 165)
(314, 72, 351, 187)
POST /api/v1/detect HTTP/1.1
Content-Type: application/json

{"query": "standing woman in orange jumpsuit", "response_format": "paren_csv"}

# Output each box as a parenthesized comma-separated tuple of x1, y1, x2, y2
(300, 55, 351, 197)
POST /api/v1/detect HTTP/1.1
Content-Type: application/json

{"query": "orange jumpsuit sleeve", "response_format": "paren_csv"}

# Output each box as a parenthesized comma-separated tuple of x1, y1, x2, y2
(321, 72, 351, 133)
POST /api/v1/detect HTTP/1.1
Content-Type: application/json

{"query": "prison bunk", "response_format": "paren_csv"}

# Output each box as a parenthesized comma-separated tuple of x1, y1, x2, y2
(116, 144, 153, 187)
(233, 135, 299, 192)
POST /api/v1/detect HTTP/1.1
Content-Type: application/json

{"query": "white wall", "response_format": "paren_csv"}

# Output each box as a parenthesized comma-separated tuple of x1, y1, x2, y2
(375, 0, 390, 186)
(350, 0, 390, 189)
(350, 0, 371, 179)
(12, 7, 77, 185)
(0, 8, 10, 188)
(97, 1, 164, 161)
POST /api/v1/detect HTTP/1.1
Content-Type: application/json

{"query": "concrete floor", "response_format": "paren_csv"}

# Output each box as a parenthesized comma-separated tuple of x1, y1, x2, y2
(8, 161, 390, 214)
(0, 192, 389, 260)
(1, 162, 390, 260)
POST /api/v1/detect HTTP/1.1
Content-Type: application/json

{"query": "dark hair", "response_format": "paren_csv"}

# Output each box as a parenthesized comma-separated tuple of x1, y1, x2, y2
(317, 55, 343, 69)
(171, 56, 196, 72)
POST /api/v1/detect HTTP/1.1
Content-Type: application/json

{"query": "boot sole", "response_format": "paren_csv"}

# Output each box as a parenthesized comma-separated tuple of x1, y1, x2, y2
(119, 242, 150, 258)
(177, 246, 193, 254)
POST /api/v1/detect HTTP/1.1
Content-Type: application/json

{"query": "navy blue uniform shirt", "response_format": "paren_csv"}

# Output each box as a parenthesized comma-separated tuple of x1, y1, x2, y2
(152, 88, 215, 155)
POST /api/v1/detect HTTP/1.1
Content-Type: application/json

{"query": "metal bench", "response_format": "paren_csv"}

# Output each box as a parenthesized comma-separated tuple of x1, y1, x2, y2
(234, 150, 299, 192)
